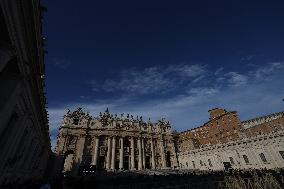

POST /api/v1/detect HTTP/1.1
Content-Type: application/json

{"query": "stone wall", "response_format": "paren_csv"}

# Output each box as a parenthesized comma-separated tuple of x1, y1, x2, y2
(178, 108, 242, 146)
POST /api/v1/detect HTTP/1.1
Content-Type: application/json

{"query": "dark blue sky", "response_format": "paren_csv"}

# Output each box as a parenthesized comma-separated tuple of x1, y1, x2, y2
(44, 0, 284, 148)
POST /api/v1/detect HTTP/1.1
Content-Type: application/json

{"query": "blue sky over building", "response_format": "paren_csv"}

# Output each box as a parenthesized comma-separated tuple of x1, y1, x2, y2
(43, 0, 284, 148)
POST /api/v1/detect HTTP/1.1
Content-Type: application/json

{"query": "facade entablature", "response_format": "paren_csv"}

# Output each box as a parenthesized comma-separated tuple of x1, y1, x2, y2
(59, 108, 173, 135)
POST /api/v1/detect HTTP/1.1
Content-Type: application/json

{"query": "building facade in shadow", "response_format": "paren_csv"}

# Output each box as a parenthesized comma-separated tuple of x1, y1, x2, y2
(0, 0, 51, 185)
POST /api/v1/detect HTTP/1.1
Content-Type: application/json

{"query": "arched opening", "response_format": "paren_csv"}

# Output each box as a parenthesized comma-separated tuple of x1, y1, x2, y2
(166, 151, 171, 167)
(97, 136, 106, 170)
(123, 138, 130, 170)
(145, 156, 151, 169)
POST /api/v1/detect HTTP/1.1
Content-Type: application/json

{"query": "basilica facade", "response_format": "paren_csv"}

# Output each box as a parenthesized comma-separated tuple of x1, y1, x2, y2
(55, 108, 178, 174)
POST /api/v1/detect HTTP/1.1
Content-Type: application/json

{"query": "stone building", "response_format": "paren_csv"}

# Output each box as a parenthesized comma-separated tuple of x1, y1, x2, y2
(0, 0, 51, 185)
(177, 109, 284, 170)
(178, 130, 284, 170)
(55, 108, 178, 174)
(177, 108, 243, 150)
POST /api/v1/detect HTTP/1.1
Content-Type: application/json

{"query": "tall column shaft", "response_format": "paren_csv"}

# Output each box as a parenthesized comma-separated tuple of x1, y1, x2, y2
(142, 138, 145, 169)
(106, 137, 112, 169)
(119, 138, 124, 170)
(130, 137, 135, 170)
(75, 136, 86, 163)
(160, 139, 166, 168)
(111, 136, 116, 170)
(92, 136, 99, 166)
(150, 139, 156, 169)
(138, 138, 142, 170)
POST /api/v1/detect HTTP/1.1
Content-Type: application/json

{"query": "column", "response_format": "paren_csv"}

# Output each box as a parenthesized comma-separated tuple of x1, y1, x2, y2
(138, 138, 142, 170)
(106, 137, 112, 169)
(111, 136, 116, 170)
(119, 138, 124, 170)
(74, 136, 85, 175)
(150, 139, 156, 169)
(130, 137, 135, 170)
(142, 138, 145, 169)
(92, 136, 99, 166)
(56, 135, 66, 154)
(160, 139, 166, 168)
(75, 136, 86, 163)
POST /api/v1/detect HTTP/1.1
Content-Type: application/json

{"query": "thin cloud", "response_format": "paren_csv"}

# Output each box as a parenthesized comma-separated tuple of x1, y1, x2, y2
(251, 62, 284, 80)
(52, 58, 71, 69)
(225, 72, 248, 87)
(93, 64, 207, 95)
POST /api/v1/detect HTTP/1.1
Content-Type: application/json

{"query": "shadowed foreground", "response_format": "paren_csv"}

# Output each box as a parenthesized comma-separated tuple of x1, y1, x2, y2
(61, 169, 284, 189)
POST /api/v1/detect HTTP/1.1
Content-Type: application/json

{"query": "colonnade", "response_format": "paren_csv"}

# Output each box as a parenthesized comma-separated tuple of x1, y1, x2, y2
(91, 136, 167, 170)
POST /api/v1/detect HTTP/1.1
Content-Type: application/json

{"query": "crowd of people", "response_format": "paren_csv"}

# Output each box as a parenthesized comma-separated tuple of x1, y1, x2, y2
(62, 168, 284, 189)
(1, 168, 284, 189)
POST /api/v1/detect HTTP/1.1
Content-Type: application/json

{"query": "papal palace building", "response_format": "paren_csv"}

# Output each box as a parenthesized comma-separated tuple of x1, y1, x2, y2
(0, 0, 51, 186)
(56, 107, 284, 175)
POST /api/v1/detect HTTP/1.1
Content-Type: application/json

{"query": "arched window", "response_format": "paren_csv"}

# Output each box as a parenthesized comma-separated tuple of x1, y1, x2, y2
(279, 151, 284, 160)
(243, 155, 249, 164)
(229, 157, 235, 164)
(259, 153, 267, 163)
(208, 159, 212, 167)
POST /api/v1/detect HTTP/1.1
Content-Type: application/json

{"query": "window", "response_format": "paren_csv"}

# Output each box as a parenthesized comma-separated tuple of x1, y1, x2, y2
(68, 135, 76, 146)
(186, 162, 188, 167)
(259, 153, 267, 163)
(208, 159, 212, 167)
(279, 151, 284, 160)
(73, 118, 79, 125)
(229, 157, 235, 164)
(192, 161, 195, 168)
(243, 155, 249, 164)
(200, 160, 203, 166)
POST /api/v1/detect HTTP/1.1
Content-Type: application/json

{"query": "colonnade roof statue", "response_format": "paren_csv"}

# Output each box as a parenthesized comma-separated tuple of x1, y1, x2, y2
(61, 107, 172, 134)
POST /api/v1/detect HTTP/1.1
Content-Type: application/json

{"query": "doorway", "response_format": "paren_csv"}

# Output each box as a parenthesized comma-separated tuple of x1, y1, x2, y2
(166, 151, 171, 167)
